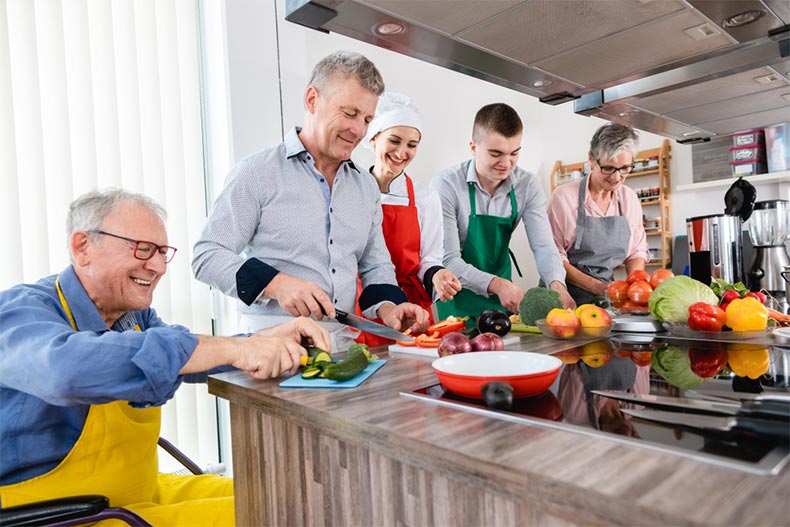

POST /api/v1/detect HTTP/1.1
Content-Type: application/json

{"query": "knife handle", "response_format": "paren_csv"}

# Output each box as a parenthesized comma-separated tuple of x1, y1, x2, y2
(735, 417, 790, 442)
(740, 401, 790, 421)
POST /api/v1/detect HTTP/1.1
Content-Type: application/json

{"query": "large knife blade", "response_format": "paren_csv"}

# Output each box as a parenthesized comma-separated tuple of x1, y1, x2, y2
(333, 309, 414, 342)
(591, 391, 790, 421)
(622, 409, 790, 442)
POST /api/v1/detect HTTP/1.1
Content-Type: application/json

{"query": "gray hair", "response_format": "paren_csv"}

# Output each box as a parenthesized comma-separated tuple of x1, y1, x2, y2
(589, 123, 639, 161)
(67, 188, 167, 238)
(307, 50, 384, 96)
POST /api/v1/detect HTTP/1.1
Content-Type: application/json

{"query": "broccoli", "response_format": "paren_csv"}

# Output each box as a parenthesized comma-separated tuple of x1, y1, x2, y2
(518, 287, 562, 326)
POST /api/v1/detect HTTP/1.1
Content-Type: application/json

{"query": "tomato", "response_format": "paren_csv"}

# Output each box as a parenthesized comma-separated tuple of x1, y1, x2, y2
(627, 280, 653, 306)
(649, 269, 674, 289)
(630, 351, 653, 367)
(415, 332, 442, 348)
(626, 270, 650, 284)
(606, 280, 629, 306)
(426, 316, 467, 337)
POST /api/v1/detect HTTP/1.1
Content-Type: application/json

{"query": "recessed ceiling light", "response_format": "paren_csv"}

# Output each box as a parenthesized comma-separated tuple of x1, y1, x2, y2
(373, 22, 405, 36)
(682, 131, 701, 137)
(721, 10, 764, 28)
(531, 79, 554, 88)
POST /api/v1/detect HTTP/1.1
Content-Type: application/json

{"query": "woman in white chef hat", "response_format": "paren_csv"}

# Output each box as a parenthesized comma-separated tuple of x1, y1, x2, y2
(359, 92, 462, 345)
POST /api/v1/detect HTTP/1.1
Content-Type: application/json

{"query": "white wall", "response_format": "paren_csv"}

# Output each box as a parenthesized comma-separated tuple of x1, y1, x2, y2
(217, 0, 788, 288)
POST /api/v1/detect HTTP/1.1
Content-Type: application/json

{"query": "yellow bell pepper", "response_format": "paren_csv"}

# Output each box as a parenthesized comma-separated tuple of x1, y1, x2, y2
(727, 345, 770, 379)
(724, 297, 768, 331)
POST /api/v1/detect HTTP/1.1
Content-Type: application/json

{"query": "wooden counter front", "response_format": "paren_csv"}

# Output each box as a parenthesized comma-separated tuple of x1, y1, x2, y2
(208, 337, 790, 526)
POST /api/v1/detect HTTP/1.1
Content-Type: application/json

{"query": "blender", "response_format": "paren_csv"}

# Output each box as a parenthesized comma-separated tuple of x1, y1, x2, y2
(746, 199, 790, 312)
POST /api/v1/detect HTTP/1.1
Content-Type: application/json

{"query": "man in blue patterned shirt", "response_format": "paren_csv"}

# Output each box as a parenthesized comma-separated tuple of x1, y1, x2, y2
(192, 51, 430, 347)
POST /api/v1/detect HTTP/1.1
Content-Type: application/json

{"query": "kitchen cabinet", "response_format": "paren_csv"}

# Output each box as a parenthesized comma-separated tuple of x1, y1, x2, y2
(550, 139, 673, 270)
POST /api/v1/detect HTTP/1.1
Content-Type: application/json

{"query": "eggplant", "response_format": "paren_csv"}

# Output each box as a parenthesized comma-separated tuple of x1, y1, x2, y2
(476, 310, 511, 336)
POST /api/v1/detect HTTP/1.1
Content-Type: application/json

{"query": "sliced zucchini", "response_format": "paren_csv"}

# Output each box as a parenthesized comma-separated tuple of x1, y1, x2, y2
(300, 367, 322, 379)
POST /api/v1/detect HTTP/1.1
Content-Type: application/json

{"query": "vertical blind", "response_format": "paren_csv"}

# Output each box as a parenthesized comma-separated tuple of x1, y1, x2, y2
(1, 0, 220, 472)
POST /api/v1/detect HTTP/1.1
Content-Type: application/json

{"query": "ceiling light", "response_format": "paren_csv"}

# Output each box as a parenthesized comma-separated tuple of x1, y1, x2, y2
(373, 22, 405, 36)
(754, 73, 779, 84)
(618, 110, 639, 117)
(682, 131, 701, 137)
(721, 10, 764, 28)
(530, 79, 554, 88)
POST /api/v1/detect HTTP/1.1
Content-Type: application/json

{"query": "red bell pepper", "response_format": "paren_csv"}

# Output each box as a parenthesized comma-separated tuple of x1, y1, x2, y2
(687, 302, 727, 332)
(415, 332, 442, 348)
(689, 345, 728, 378)
(426, 317, 467, 338)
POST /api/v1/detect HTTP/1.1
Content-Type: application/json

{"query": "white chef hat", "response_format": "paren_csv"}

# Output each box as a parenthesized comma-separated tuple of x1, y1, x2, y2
(363, 92, 422, 151)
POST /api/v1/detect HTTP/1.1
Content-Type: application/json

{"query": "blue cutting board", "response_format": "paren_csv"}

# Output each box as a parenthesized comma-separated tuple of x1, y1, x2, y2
(279, 360, 387, 389)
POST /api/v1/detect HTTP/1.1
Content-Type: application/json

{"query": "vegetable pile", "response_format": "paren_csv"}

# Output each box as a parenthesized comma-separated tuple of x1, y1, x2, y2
(647, 276, 719, 323)
(607, 269, 673, 313)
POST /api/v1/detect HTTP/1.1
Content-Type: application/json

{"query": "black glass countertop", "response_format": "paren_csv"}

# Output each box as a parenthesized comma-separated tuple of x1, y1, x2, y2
(402, 335, 790, 475)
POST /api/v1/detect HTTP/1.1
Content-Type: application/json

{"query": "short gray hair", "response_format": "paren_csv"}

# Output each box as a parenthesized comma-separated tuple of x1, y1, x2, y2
(308, 50, 384, 96)
(589, 123, 639, 161)
(67, 188, 167, 238)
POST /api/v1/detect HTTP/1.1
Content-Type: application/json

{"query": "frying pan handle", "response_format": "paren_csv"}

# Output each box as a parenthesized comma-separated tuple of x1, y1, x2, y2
(482, 382, 514, 410)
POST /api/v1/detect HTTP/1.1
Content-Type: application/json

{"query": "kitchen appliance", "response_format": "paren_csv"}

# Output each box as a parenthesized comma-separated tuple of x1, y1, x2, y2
(686, 178, 756, 285)
(686, 214, 746, 284)
(622, 409, 790, 442)
(402, 338, 790, 475)
(287, 1, 790, 143)
(746, 200, 790, 307)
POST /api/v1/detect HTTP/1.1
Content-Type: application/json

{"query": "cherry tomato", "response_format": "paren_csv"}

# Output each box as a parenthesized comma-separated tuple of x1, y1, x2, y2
(627, 280, 653, 306)
(626, 270, 650, 284)
(649, 269, 674, 289)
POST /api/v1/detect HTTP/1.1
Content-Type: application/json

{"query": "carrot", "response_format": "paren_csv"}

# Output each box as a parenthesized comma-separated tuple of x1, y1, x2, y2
(767, 307, 790, 324)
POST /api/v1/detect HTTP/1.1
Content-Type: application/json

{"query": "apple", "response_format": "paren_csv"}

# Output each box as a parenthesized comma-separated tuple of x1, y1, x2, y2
(553, 349, 581, 364)
(578, 305, 612, 336)
(580, 340, 614, 368)
(545, 308, 581, 339)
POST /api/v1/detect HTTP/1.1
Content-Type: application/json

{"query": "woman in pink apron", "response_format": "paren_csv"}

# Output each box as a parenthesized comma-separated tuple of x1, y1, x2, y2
(356, 92, 461, 346)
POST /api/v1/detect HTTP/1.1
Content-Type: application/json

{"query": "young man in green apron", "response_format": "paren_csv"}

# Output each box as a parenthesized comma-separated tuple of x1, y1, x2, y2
(431, 103, 575, 321)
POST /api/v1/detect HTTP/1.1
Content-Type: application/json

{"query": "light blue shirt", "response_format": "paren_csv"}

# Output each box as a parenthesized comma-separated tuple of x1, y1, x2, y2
(0, 266, 199, 485)
(431, 161, 566, 296)
(192, 127, 403, 315)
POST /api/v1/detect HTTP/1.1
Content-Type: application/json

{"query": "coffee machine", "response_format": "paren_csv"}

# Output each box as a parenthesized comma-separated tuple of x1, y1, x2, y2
(686, 178, 755, 285)
(746, 199, 790, 309)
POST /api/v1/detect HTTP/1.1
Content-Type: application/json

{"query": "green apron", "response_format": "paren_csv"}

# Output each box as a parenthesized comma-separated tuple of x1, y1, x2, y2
(438, 181, 518, 321)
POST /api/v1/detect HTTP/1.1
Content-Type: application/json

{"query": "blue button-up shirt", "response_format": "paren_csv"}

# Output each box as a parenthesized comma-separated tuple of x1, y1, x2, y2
(192, 127, 404, 314)
(0, 266, 199, 485)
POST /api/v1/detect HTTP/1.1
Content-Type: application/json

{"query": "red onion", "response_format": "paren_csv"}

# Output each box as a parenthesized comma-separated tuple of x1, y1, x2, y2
(470, 332, 505, 352)
(438, 332, 473, 357)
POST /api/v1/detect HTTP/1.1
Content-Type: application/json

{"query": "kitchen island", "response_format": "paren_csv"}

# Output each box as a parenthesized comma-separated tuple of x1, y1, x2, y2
(208, 335, 790, 526)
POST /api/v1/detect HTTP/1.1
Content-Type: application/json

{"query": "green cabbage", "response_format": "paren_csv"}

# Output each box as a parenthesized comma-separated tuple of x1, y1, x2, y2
(648, 276, 718, 323)
(651, 345, 705, 389)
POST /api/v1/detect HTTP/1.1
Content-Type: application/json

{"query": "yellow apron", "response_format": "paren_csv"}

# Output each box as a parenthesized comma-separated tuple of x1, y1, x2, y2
(0, 278, 234, 526)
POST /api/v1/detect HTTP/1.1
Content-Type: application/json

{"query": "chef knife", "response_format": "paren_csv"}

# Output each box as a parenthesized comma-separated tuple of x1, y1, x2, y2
(622, 409, 790, 442)
(332, 309, 415, 342)
(591, 391, 790, 421)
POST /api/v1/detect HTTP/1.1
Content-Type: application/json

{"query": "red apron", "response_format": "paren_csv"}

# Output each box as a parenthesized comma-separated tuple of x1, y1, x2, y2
(357, 175, 434, 347)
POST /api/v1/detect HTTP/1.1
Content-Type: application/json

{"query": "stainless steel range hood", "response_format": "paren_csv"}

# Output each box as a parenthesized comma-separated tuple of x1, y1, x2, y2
(286, 0, 790, 143)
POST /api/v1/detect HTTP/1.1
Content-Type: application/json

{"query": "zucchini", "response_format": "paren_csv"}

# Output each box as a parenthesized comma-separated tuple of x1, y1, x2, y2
(321, 348, 369, 381)
(300, 366, 322, 379)
(312, 351, 333, 365)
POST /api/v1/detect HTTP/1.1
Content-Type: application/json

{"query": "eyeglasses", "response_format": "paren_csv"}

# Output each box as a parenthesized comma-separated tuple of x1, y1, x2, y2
(89, 230, 177, 263)
(596, 158, 635, 176)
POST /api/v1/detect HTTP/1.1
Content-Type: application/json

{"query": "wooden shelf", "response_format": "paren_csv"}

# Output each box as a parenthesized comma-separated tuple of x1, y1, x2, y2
(627, 168, 660, 178)
(551, 139, 673, 270)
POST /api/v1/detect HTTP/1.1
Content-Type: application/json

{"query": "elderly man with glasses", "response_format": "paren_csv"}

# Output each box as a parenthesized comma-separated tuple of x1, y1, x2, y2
(0, 189, 329, 526)
(547, 123, 650, 305)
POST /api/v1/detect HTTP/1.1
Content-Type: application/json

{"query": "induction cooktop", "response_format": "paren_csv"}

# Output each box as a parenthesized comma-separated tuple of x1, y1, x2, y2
(401, 335, 790, 475)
